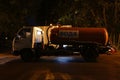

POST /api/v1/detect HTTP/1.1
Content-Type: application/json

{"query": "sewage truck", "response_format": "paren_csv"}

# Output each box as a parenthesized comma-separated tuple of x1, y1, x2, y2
(12, 25, 109, 62)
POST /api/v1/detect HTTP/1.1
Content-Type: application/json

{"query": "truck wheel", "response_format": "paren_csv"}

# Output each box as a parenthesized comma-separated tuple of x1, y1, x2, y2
(20, 49, 34, 62)
(81, 47, 99, 62)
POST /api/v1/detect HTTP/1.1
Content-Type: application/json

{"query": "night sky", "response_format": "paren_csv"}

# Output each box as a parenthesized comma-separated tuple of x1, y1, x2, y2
(36, 0, 58, 25)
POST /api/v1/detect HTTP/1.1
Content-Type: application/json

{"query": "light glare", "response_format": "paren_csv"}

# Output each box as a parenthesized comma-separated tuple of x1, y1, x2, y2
(55, 57, 73, 63)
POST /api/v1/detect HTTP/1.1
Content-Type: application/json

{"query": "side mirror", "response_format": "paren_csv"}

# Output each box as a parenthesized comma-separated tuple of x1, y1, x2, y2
(14, 34, 21, 40)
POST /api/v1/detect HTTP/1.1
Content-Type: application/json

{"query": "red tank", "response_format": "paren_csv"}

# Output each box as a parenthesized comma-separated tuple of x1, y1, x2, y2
(50, 27, 108, 45)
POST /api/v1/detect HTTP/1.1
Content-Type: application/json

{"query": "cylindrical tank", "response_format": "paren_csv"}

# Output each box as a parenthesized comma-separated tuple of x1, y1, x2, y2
(50, 27, 108, 45)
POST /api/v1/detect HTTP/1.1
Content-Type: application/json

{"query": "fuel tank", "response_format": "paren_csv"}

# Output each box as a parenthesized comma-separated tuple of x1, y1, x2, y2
(50, 27, 109, 45)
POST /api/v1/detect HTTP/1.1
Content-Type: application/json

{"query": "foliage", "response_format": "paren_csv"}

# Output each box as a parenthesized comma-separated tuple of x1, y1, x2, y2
(1, 0, 120, 31)
(0, 0, 120, 48)
(0, 0, 41, 33)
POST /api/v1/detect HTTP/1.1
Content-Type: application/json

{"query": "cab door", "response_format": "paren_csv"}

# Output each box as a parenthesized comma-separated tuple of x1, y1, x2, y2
(32, 27, 44, 49)
(12, 27, 32, 52)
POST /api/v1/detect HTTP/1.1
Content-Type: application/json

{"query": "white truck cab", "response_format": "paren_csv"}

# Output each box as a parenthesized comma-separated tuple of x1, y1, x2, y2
(12, 26, 44, 55)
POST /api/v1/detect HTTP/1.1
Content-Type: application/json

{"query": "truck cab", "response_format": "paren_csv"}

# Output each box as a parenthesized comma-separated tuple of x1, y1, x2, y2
(12, 27, 43, 56)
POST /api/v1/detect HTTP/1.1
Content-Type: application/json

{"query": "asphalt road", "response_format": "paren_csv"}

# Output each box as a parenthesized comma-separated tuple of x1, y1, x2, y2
(0, 52, 120, 80)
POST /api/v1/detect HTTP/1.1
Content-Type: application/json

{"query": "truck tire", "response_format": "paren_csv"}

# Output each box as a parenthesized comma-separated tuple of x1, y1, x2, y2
(81, 46, 99, 62)
(20, 49, 34, 62)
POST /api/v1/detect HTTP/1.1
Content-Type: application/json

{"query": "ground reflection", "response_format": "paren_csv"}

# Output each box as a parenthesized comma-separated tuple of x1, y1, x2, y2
(54, 57, 74, 63)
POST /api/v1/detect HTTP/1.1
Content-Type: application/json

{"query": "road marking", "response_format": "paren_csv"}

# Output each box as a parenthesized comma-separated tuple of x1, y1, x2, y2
(19, 70, 50, 80)
(60, 73, 71, 80)
(114, 61, 120, 65)
(18, 68, 72, 80)
(29, 71, 41, 80)
(45, 72, 55, 80)
(45, 72, 72, 80)
(0, 57, 19, 64)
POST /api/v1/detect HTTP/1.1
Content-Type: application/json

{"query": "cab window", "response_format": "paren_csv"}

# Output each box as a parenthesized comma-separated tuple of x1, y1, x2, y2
(17, 28, 31, 39)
